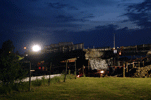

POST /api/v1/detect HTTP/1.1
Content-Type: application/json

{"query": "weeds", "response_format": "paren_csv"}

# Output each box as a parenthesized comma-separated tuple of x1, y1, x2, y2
(50, 76, 61, 83)
(0, 82, 29, 94)
(32, 79, 43, 86)
(66, 74, 76, 79)
(0, 74, 76, 95)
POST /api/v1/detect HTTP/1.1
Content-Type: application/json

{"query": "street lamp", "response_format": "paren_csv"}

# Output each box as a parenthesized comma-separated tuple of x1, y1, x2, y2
(32, 45, 41, 52)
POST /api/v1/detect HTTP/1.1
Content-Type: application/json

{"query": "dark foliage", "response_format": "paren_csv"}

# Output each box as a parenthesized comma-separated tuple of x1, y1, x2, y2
(0, 40, 27, 85)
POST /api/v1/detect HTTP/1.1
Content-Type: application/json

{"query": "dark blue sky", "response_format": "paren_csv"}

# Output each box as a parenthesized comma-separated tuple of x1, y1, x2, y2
(0, 0, 151, 54)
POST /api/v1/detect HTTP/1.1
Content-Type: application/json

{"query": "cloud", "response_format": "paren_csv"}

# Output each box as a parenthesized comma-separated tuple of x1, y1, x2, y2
(48, 2, 78, 10)
(31, 0, 39, 2)
(120, 19, 129, 23)
(123, 0, 151, 28)
(68, 6, 78, 10)
(126, 0, 151, 12)
(55, 14, 94, 23)
(48, 2, 68, 9)
(124, 12, 151, 28)
(95, 24, 119, 30)
(82, 14, 95, 19)
(80, 0, 118, 7)
(56, 15, 74, 22)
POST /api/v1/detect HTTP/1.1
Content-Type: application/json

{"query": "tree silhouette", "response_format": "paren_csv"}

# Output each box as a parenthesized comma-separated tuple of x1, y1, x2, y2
(1, 39, 15, 55)
(0, 40, 27, 86)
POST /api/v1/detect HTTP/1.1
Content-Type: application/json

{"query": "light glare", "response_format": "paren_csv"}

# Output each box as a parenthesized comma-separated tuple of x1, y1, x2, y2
(32, 45, 41, 52)
(100, 70, 104, 74)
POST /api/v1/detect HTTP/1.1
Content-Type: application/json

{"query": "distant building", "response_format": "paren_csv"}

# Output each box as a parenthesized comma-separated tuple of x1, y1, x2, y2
(44, 42, 84, 53)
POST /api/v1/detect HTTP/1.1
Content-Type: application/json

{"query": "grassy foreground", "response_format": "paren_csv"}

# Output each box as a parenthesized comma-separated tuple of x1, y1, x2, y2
(1, 77, 151, 100)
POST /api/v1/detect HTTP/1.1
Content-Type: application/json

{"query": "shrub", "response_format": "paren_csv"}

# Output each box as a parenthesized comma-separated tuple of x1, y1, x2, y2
(0, 84, 13, 94)
(32, 78, 43, 86)
(12, 82, 29, 92)
(66, 74, 75, 79)
(50, 76, 61, 84)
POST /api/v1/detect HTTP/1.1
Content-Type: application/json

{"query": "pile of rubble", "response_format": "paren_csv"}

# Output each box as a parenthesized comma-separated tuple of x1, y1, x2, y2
(133, 65, 151, 78)
(89, 59, 108, 70)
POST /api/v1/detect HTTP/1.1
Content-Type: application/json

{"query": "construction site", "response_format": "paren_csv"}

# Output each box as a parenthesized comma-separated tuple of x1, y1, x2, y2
(25, 42, 151, 78)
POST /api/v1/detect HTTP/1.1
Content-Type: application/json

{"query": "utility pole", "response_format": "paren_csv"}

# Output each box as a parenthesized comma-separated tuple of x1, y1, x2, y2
(113, 33, 116, 66)
(83, 65, 85, 77)
(48, 62, 52, 85)
(75, 59, 76, 79)
(123, 63, 125, 77)
(29, 62, 31, 91)
(113, 33, 115, 49)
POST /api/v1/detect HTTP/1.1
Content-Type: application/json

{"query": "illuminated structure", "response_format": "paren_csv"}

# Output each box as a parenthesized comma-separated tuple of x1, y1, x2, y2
(44, 42, 84, 53)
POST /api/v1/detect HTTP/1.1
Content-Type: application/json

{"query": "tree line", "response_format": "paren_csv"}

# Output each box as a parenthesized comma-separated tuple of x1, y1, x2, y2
(0, 40, 27, 86)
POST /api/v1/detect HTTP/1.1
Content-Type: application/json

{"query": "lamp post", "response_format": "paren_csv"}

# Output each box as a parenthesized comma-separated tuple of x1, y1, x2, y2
(29, 44, 41, 90)
(23, 44, 42, 91)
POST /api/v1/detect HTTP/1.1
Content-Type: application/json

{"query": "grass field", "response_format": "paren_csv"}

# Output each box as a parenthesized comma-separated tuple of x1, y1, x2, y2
(1, 77, 151, 100)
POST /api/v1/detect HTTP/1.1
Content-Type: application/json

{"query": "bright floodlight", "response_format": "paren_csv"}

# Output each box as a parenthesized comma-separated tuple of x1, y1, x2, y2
(100, 70, 104, 74)
(32, 45, 41, 52)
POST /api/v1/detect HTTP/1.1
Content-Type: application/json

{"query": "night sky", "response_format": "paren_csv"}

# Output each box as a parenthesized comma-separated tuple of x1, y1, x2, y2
(1, 0, 151, 54)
